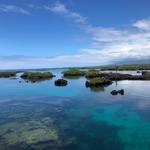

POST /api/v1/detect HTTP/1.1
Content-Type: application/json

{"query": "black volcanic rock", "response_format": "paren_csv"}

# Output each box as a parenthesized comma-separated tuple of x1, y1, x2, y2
(111, 89, 124, 95)
(111, 90, 118, 95)
(55, 79, 68, 86)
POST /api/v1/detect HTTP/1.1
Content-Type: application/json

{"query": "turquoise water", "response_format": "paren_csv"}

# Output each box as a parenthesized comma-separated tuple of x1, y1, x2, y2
(0, 69, 150, 150)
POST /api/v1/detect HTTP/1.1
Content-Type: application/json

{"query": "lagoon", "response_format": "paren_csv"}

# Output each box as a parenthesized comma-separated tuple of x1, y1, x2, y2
(0, 69, 150, 150)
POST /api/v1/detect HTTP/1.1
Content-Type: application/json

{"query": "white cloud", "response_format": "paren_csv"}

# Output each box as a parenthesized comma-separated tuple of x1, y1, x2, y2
(0, 4, 30, 15)
(45, 2, 86, 24)
(86, 27, 150, 64)
(48, 2, 150, 64)
(133, 18, 150, 31)
(28, 4, 41, 10)
(47, 2, 68, 13)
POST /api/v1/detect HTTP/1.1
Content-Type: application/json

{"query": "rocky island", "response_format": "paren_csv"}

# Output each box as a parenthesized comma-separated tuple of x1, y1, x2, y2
(62, 69, 85, 77)
(0, 72, 16, 78)
(85, 69, 102, 78)
(55, 79, 68, 86)
(21, 72, 55, 82)
(85, 77, 112, 87)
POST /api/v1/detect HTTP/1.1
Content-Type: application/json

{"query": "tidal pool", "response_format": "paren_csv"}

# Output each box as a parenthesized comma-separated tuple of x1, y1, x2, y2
(0, 69, 150, 150)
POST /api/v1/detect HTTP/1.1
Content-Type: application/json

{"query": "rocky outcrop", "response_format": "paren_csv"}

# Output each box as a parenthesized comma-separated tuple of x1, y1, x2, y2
(21, 72, 55, 82)
(55, 79, 68, 86)
(99, 73, 132, 80)
(111, 89, 124, 95)
(98, 73, 150, 80)
(85, 77, 112, 87)
(0, 72, 16, 78)
(85, 70, 102, 78)
(63, 69, 85, 77)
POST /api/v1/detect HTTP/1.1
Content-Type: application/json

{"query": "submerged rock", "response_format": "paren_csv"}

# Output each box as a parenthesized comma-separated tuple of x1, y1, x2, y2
(55, 79, 68, 86)
(0, 96, 75, 150)
(111, 89, 124, 95)
(10, 77, 18, 80)
(0, 119, 59, 148)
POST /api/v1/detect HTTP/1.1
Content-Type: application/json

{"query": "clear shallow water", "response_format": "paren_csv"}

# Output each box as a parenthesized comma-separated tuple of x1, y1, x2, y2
(0, 70, 150, 150)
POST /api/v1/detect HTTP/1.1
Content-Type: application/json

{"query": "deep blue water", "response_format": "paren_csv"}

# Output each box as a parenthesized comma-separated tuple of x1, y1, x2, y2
(0, 69, 150, 150)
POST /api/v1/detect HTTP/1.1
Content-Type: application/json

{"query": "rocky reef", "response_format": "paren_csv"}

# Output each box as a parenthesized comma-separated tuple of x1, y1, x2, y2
(0, 96, 75, 150)
(85, 77, 112, 87)
(21, 72, 55, 82)
(0, 72, 16, 78)
(55, 79, 68, 86)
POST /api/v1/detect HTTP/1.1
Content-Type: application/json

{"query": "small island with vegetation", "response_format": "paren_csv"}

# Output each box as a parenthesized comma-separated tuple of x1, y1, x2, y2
(21, 72, 55, 82)
(85, 69, 102, 78)
(100, 64, 150, 71)
(0, 72, 16, 78)
(85, 77, 112, 87)
(62, 64, 150, 71)
(142, 71, 150, 76)
(62, 69, 85, 77)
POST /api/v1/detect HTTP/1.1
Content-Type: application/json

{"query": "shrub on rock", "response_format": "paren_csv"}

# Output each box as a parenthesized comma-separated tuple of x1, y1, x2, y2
(85, 77, 112, 87)
(21, 72, 55, 81)
(0, 72, 16, 78)
(85, 70, 102, 78)
(142, 72, 150, 76)
(63, 69, 85, 77)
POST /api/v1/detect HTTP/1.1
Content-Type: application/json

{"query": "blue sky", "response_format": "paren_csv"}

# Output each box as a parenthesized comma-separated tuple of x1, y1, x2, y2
(0, 0, 150, 69)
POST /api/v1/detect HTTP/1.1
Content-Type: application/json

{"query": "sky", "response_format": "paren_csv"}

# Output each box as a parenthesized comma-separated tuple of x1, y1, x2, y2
(0, 0, 150, 69)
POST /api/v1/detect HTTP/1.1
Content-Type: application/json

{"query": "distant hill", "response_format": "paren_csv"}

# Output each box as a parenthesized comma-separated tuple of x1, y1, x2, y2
(0, 64, 150, 72)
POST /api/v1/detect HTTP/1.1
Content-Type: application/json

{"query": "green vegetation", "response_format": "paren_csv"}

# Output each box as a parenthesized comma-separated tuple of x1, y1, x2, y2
(62, 69, 85, 77)
(59, 64, 150, 71)
(142, 72, 150, 76)
(101, 64, 150, 71)
(85, 69, 101, 78)
(86, 77, 112, 87)
(21, 72, 55, 81)
(0, 72, 16, 77)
